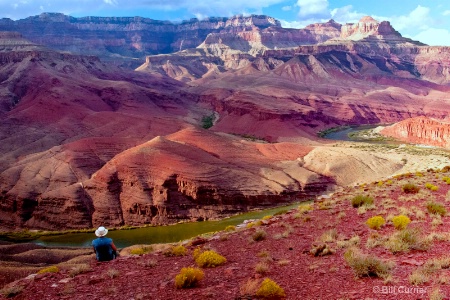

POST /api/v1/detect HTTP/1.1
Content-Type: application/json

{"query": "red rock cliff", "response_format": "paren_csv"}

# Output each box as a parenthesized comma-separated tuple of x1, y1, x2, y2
(381, 116, 450, 148)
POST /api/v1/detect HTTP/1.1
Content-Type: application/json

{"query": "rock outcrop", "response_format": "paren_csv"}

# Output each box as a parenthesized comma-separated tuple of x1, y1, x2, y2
(381, 116, 450, 148)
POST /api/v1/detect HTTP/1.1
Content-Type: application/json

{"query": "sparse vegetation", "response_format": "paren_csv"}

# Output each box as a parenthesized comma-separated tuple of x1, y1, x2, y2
(427, 202, 447, 216)
(366, 216, 385, 230)
(164, 244, 187, 257)
(224, 225, 236, 231)
(425, 183, 439, 191)
(402, 183, 420, 194)
(255, 278, 286, 299)
(175, 267, 204, 289)
(0, 284, 24, 298)
(106, 268, 120, 279)
(351, 195, 374, 208)
(310, 244, 335, 256)
(344, 247, 393, 279)
(195, 250, 227, 268)
(391, 215, 411, 230)
(252, 229, 267, 241)
(68, 264, 91, 278)
(37, 266, 59, 274)
(385, 228, 430, 253)
(130, 245, 153, 255)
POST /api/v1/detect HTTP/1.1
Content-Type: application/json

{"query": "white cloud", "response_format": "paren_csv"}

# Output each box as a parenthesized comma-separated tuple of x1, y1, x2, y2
(330, 5, 364, 23)
(280, 19, 313, 28)
(388, 5, 431, 32)
(296, 0, 329, 19)
(413, 28, 450, 46)
(443, 10, 450, 16)
(282, 6, 292, 11)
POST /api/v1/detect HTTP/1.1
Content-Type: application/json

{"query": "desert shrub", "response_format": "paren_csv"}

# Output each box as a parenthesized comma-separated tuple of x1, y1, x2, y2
(366, 216, 385, 230)
(224, 225, 236, 232)
(252, 229, 267, 242)
(195, 250, 227, 268)
(386, 228, 430, 253)
(106, 268, 120, 279)
(240, 279, 259, 297)
(255, 278, 286, 299)
(174, 267, 204, 289)
(68, 264, 91, 278)
(137, 258, 158, 268)
(262, 215, 272, 221)
(409, 269, 429, 285)
(0, 284, 24, 298)
(427, 202, 447, 216)
(298, 204, 313, 214)
(130, 246, 153, 255)
(442, 177, 450, 184)
(320, 229, 337, 242)
(310, 244, 335, 256)
(344, 248, 393, 279)
(402, 183, 420, 194)
(164, 245, 187, 257)
(392, 215, 411, 230)
(351, 195, 374, 208)
(255, 262, 270, 274)
(37, 266, 59, 274)
(425, 183, 439, 191)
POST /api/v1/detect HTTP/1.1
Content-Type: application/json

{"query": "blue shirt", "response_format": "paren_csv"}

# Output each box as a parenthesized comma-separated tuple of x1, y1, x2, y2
(92, 237, 114, 261)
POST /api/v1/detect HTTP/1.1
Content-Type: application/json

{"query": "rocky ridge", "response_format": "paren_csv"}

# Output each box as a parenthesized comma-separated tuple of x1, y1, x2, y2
(381, 116, 450, 148)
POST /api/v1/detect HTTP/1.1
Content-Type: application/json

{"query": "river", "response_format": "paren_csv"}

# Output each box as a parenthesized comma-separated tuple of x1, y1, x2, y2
(34, 202, 302, 248)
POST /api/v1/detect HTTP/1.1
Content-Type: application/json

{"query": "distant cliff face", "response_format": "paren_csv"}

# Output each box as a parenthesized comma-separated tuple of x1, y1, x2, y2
(381, 117, 450, 148)
(0, 13, 283, 64)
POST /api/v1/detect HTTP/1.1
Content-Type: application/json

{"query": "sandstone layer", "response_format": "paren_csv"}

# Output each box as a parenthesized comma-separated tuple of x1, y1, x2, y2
(381, 116, 450, 148)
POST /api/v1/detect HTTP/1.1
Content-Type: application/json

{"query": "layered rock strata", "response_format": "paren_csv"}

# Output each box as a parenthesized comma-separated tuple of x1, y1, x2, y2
(381, 116, 450, 148)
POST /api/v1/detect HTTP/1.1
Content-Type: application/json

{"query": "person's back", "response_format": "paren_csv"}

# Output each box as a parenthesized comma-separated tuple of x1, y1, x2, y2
(92, 226, 117, 262)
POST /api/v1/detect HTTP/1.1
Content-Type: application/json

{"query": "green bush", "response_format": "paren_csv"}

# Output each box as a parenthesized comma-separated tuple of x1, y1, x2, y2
(427, 202, 447, 216)
(402, 183, 420, 194)
(351, 195, 374, 208)
(195, 250, 227, 268)
(255, 278, 286, 299)
(201, 115, 214, 129)
(366, 216, 385, 230)
(175, 267, 204, 289)
(392, 215, 411, 230)
(442, 176, 450, 184)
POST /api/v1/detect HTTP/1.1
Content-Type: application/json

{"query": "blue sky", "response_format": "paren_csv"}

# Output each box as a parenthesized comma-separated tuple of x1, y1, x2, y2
(1, 0, 450, 45)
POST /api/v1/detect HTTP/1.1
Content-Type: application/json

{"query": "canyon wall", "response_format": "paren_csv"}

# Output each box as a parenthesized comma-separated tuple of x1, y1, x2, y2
(381, 116, 450, 148)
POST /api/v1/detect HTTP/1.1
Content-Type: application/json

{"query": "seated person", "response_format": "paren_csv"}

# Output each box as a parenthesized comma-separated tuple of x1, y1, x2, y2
(92, 226, 117, 261)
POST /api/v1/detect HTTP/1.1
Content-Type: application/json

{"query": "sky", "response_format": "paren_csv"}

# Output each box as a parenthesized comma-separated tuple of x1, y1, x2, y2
(1, 0, 450, 46)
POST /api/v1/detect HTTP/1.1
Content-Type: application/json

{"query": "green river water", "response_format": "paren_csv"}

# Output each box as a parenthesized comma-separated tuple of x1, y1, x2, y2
(34, 202, 303, 248)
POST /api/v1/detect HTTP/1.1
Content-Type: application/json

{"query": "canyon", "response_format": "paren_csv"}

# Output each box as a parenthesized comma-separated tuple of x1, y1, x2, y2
(0, 14, 449, 230)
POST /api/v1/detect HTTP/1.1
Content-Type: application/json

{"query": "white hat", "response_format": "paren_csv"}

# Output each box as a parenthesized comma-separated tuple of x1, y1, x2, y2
(95, 226, 108, 237)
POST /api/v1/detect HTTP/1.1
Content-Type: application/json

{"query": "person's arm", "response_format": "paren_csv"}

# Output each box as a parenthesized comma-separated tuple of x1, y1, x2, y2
(111, 242, 117, 251)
